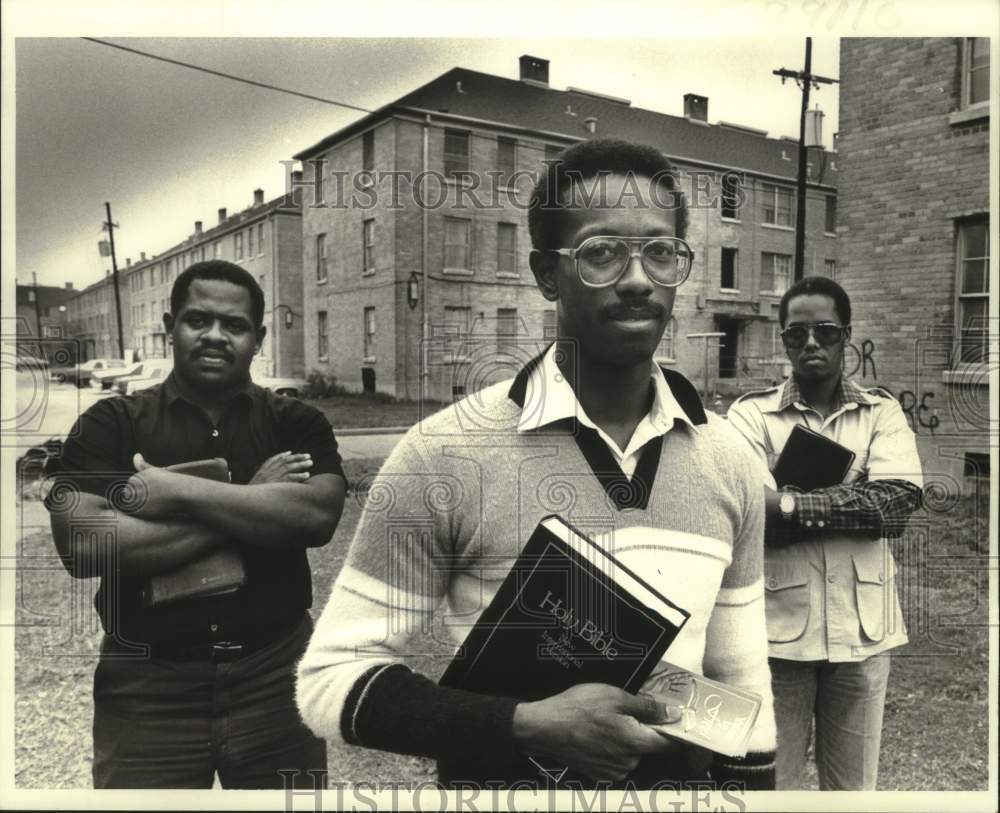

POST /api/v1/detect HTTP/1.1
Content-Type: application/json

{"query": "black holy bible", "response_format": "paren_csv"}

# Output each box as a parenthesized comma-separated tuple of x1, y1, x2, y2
(772, 424, 856, 492)
(440, 514, 689, 701)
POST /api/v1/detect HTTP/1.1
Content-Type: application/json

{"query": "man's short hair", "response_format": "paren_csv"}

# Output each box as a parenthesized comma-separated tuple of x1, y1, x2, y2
(170, 260, 265, 328)
(778, 275, 852, 327)
(528, 138, 688, 250)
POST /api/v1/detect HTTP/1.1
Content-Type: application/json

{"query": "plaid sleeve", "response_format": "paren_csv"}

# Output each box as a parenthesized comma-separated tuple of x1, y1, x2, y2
(768, 478, 923, 546)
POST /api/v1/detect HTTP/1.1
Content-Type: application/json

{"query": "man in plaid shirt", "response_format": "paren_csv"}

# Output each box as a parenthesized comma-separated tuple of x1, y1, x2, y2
(727, 276, 923, 790)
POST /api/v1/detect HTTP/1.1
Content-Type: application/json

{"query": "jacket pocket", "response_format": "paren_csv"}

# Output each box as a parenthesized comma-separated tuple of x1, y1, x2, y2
(764, 564, 811, 643)
(853, 553, 896, 642)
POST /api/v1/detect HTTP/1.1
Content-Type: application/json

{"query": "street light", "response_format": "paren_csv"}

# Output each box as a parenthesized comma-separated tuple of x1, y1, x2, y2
(272, 304, 298, 328)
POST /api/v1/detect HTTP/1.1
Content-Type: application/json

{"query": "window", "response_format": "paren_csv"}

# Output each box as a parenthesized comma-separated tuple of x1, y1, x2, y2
(497, 137, 516, 186)
(497, 308, 518, 351)
(190, 249, 197, 267)
(317, 311, 328, 359)
(363, 219, 376, 273)
(444, 129, 469, 178)
(248, 227, 255, 257)
(443, 306, 471, 359)
(721, 247, 738, 290)
(963, 37, 989, 108)
(234, 232, 244, 260)
(825, 195, 837, 234)
(213, 241, 221, 258)
(444, 217, 471, 270)
(770, 323, 783, 358)
(200, 246, 206, 262)
(761, 252, 792, 294)
(761, 183, 794, 227)
(721, 173, 742, 219)
(140, 304, 146, 324)
(27, 289, 35, 302)
(657, 317, 676, 361)
(311, 157, 325, 205)
(497, 223, 517, 274)
(824, 259, 837, 279)
(957, 218, 989, 364)
(543, 309, 558, 341)
(363, 307, 376, 359)
(316, 234, 328, 282)
(362, 130, 375, 172)
(258, 223, 265, 255)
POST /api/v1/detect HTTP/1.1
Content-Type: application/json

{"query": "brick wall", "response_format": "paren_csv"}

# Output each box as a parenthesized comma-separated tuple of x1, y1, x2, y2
(837, 38, 991, 487)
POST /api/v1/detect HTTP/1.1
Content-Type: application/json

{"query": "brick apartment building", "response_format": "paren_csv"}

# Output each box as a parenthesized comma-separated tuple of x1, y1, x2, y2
(14, 281, 76, 362)
(64, 273, 127, 362)
(293, 56, 840, 401)
(836, 37, 991, 488)
(124, 189, 304, 377)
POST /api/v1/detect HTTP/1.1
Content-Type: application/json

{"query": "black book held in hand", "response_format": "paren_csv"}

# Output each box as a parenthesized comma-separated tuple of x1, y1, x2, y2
(772, 424, 856, 492)
(140, 458, 247, 608)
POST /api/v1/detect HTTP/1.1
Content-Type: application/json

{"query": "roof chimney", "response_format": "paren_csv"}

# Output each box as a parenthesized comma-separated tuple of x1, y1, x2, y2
(194, 221, 203, 235)
(65, 282, 73, 290)
(218, 208, 227, 224)
(140, 251, 147, 261)
(125, 258, 131, 268)
(584, 117, 598, 134)
(519, 55, 549, 87)
(253, 188, 264, 206)
(684, 93, 708, 123)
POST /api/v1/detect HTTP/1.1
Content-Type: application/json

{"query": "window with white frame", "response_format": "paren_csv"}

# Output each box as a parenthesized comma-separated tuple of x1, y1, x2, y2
(248, 227, 255, 257)
(761, 252, 792, 294)
(443, 306, 471, 360)
(721, 247, 738, 290)
(721, 173, 742, 220)
(444, 129, 470, 178)
(444, 217, 471, 270)
(825, 195, 837, 234)
(824, 259, 837, 279)
(963, 37, 989, 109)
(957, 217, 989, 364)
(497, 308, 518, 351)
(200, 246, 206, 262)
(497, 137, 516, 187)
(657, 317, 676, 361)
(363, 307, 376, 359)
(317, 310, 328, 359)
(258, 223, 265, 255)
(363, 219, 376, 273)
(234, 232, 244, 260)
(497, 223, 517, 274)
(761, 183, 794, 227)
(214, 241, 222, 259)
(316, 234, 327, 282)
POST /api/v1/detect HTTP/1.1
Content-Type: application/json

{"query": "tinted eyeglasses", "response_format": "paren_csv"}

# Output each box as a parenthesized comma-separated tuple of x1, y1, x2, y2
(780, 322, 849, 349)
(551, 236, 694, 288)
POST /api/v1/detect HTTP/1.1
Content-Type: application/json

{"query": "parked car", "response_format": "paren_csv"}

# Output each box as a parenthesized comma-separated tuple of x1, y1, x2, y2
(91, 360, 143, 390)
(256, 376, 309, 398)
(114, 360, 173, 395)
(49, 358, 128, 387)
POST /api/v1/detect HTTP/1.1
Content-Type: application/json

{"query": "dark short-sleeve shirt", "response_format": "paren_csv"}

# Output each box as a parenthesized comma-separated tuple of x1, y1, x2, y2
(50, 373, 345, 648)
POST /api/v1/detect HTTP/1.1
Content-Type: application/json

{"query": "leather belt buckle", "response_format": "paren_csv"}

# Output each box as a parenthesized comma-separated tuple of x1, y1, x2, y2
(211, 641, 244, 662)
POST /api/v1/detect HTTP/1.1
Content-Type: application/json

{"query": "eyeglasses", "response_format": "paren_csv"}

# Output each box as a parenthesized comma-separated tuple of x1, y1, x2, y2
(780, 322, 849, 349)
(551, 236, 694, 288)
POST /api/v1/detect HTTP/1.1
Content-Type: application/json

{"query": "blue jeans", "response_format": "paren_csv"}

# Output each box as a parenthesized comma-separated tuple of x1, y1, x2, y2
(93, 614, 326, 789)
(769, 654, 891, 790)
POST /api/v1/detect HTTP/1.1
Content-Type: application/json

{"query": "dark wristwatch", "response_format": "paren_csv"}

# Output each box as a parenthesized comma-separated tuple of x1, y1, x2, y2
(779, 491, 797, 522)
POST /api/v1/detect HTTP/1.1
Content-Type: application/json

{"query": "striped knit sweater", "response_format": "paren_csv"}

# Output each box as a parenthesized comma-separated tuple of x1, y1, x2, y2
(297, 364, 776, 788)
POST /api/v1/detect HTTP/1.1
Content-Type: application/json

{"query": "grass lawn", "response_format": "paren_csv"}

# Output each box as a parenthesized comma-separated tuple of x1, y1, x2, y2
(13, 486, 991, 790)
(302, 393, 448, 430)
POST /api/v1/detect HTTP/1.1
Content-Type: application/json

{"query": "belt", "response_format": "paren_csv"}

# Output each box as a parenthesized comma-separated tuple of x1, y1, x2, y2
(147, 614, 304, 662)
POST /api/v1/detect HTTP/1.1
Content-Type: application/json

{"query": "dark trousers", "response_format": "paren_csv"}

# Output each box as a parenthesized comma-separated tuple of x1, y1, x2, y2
(93, 614, 326, 789)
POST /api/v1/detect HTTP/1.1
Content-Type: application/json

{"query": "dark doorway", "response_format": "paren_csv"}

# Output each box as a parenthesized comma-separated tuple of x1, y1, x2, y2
(717, 317, 739, 379)
(361, 367, 376, 393)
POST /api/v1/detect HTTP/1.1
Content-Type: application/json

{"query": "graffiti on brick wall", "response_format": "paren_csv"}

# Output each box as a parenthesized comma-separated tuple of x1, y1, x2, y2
(845, 338, 939, 435)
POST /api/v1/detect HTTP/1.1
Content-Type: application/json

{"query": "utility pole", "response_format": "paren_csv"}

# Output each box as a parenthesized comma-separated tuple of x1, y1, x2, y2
(31, 272, 44, 339)
(103, 202, 126, 358)
(773, 37, 838, 282)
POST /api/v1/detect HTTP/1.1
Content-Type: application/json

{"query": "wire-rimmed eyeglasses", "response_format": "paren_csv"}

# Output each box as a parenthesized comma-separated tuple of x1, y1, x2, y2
(550, 235, 694, 288)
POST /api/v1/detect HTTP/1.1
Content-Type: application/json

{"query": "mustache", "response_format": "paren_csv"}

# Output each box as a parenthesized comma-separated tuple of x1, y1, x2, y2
(193, 346, 234, 361)
(602, 302, 666, 320)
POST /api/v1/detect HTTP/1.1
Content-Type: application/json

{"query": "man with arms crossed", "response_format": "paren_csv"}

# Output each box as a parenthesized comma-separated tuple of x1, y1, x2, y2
(297, 139, 776, 789)
(727, 276, 923, 789)
(46, 261, 346, 788)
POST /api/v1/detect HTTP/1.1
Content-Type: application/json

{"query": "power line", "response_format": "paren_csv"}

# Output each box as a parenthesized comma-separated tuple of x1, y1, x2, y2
(81, 37, 373, 114)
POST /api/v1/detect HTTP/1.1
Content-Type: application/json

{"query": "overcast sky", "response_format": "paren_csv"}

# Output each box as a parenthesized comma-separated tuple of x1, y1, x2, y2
(5, 0, 995, 294)
(14, 36, 844, 290)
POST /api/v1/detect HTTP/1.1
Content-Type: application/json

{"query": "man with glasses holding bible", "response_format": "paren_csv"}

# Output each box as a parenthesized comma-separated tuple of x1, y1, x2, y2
(727, 276, 923, 790)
